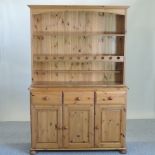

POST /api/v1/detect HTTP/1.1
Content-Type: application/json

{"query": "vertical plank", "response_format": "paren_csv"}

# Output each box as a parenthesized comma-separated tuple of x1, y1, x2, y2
(78, 11, 86, 54)
(123, 10, 127, 85)
(41, 13, 50, 31)
(63, 106, 69, 148)
(31, 105, 37, 148)
(72, 11, 79, 31)
(78, 11, 86, 32)
(57, 12, 65, 81)
(47, 110, 57, 142)
(71, 12, 78, 55)
(95, 105, 100, 147)
(82, 111, 89, 142)
(32, 14, 42, 32)
(121, 106, 126, 148)
(116, 15, 125, 83)
(57, 12, 65, 32)
(57, 12, 64, 54)
(91, 12, 99, 82)
(58, 105, 63, 148)
(85, 12, 92, 32)
(37, 110, 48, 142)
(97, 12, 104, 32)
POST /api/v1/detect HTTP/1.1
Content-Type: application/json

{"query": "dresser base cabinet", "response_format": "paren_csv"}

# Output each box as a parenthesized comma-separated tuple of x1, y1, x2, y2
(30, 87, 127, 154)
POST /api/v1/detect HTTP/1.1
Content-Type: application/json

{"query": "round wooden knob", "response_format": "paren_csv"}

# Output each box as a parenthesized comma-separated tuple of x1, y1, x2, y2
(42, 96, 48, 101)
(108, 96, 112, 100)
(75, 97, 80, 101)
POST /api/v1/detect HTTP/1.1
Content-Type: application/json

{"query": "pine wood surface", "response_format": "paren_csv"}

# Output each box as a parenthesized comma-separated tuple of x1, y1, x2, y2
(29, 5, 128, 153)
(31, 9, 125, 83)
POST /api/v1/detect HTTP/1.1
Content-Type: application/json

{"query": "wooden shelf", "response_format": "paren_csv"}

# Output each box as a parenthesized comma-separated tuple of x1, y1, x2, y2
(33, 31, 125, 36)
(34, 70, 121, 73)
(33, 54, 124, 62)
(31, 81, 124, 88)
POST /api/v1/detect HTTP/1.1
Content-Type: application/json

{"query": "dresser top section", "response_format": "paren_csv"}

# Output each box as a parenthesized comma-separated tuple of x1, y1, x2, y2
(28, 5, 129, 15)
(28, 5, 129, 9)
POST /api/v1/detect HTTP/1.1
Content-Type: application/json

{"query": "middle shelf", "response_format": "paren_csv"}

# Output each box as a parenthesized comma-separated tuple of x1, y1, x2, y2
(33, 54, 124, 62)
(33, 31, 125, 36)
(34, 70, 122, 73)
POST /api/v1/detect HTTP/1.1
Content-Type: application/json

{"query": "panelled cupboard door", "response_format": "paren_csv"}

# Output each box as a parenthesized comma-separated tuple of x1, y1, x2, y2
(63, 105, 94, 148)
(95, 105, 126, 148)
(31, 105, 62, 149)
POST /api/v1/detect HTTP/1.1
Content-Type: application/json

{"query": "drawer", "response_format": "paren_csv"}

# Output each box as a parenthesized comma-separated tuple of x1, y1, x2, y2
(31, 92, 62, 105)
(64, 91, 94, 104)
(96, 91, 126, 104)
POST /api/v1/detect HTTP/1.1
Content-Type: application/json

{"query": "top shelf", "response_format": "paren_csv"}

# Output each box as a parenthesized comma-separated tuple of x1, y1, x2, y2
(29, 5, 128, 15)
(33, 31, 125, 36)
(29, 5, 129, 9)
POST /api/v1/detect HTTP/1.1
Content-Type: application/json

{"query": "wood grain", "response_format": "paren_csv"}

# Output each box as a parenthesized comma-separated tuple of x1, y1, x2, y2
(30, 5, 128, 153)
(32, 10, 125, 84)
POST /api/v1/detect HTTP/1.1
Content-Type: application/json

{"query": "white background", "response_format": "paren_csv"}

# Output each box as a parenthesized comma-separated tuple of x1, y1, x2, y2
(0, 0, 155, 121)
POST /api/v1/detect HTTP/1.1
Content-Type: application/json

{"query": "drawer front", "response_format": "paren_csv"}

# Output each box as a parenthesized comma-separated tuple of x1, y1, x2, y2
(31, 92, 62, 105)
(96, 91, 126, 104)
(64, 91, 94, 104)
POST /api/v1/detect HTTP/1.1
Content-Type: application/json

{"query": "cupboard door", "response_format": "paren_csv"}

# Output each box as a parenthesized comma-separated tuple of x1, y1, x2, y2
(63, 105, 94, 148)
(95, 105, 126, 148)
(31, 105, 62, 149)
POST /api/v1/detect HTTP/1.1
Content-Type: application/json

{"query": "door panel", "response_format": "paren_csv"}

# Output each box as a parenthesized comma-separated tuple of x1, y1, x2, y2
(37, 109, 57, 143)
(31, 105, 62, 149)
(95, 105, 126, 148)
(63, 105, 94, 148)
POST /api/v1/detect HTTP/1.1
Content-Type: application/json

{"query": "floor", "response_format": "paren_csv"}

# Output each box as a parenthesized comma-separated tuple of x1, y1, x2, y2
(0, 120, 155, 155)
